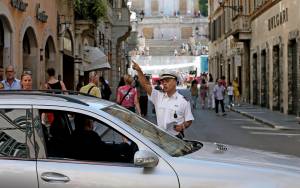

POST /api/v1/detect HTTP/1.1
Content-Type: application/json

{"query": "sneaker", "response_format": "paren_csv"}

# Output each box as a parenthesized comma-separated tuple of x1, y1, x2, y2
(222, 113, 227, 116)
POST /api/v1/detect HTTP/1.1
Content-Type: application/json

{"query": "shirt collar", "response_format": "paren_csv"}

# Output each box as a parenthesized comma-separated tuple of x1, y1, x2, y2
(163, 91, 178, 99)
(4, 78, 18, 84)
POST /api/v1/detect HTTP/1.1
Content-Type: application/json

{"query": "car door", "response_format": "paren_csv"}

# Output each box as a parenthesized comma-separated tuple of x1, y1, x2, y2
(33, 107, 179, 188)
(0, 106, 38, 188)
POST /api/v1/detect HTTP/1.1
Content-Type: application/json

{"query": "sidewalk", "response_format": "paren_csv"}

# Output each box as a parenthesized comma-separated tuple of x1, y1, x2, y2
(229, 103, 300, 130)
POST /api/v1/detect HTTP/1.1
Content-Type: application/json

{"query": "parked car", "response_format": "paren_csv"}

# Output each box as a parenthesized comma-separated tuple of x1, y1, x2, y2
(0, 91, 300, 188)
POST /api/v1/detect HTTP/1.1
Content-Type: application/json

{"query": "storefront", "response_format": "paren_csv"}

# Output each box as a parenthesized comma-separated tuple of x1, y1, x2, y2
(250, 0, 300, 115)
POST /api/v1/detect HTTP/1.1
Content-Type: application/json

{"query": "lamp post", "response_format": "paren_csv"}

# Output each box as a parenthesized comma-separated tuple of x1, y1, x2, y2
(218, 0, 243, 12)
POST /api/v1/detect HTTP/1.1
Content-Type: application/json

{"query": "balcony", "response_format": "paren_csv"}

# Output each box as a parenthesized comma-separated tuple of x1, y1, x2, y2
(228, 15, 251, 41)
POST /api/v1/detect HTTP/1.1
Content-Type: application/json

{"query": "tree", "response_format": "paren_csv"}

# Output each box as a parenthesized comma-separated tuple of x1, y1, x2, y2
(74, 0, 107, 22)
(199, 0, 208, 17)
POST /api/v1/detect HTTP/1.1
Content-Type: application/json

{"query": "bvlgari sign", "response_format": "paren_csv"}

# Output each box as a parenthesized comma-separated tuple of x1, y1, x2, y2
(11, 0, 28, 11)
(268, 8, 288, 31)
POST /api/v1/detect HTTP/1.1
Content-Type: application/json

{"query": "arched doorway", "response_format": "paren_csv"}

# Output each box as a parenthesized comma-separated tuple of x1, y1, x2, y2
(62, 30, 74, 90)
(0, 15, 13, 71)
(45, 36, 56, 79)
(22, 27, 38, 88)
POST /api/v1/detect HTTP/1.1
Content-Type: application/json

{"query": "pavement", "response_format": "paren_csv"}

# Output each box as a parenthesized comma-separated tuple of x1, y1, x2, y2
(229, 103, 300, 130)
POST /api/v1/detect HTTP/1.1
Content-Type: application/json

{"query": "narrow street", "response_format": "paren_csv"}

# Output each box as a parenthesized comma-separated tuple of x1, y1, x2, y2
(146, 89, 300, 158)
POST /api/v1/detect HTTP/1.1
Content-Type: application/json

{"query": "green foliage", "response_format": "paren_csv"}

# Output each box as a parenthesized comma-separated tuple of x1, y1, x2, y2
(74, 0, 107, 21)
(199, 0, 208, 17)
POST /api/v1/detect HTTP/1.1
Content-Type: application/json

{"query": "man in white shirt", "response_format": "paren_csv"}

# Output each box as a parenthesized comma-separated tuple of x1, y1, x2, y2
(132, 60, 194, 139)
(213, 79, 226, 116)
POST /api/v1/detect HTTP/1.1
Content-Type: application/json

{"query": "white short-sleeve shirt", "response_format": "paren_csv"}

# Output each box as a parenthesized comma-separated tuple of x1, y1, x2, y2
(149, 89, 194, 136)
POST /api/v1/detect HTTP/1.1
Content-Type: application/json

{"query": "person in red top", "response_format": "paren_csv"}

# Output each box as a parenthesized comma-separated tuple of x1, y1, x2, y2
(116, 74, 141, 115)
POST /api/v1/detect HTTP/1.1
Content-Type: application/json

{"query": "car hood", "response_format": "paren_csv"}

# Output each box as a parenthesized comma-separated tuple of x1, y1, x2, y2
(168, 141, 300, 188)
(184, 141, 300, 171)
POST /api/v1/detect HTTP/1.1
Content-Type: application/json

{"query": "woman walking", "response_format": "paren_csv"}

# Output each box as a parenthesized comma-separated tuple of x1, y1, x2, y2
(199, 79, 208, 109)
(116, 74, 141, 115)
(21, 71, 32, 90)
(207, 75, 215, 109)
(233, 77, 241, 106)
(190, 80, 199, 109)
(44, 68, 67, 91)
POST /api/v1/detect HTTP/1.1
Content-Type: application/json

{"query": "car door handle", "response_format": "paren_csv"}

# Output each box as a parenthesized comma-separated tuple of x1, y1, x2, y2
(41, 172, 70, 183)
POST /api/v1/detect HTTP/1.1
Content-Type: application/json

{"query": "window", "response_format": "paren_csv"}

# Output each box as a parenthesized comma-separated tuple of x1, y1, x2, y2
(103, 105, 201, 157)
(37, 110, 137, 163)
(0, 109, 34, 159)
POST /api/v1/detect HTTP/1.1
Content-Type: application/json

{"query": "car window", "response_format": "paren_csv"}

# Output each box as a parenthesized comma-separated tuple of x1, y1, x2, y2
(0, 109, 34, 159)
(37, 110, 138, 163)
(103, 105, 201, 157)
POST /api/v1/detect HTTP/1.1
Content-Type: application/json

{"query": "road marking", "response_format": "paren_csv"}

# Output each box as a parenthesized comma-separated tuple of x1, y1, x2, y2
(241, 126, 277, 131)
(225, 118, 254, 121)
(250, 132, 300, 136)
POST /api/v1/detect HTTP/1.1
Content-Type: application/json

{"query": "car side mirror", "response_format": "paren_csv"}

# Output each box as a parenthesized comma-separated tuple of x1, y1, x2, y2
(134, 150, 159, 168)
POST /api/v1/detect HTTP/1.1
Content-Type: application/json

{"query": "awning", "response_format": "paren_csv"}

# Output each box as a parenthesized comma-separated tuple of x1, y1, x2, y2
(82, 46, 111, 71)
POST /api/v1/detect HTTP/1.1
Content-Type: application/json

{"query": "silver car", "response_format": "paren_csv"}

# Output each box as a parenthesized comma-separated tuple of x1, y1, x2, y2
(0, 91, 300, 188)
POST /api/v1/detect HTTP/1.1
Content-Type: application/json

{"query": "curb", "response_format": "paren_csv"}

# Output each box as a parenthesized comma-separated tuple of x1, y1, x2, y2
(228, 107, 300, 131)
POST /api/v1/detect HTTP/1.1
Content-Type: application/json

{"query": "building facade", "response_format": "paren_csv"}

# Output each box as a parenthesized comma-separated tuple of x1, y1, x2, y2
(209, 0, 300, 115)
(0, 0, 58, 88)
(0, 0, 131, 95)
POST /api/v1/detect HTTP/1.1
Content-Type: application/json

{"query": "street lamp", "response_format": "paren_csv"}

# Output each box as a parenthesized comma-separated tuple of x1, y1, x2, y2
(218, 0, 243, 12)
(57, 14, 71, 37)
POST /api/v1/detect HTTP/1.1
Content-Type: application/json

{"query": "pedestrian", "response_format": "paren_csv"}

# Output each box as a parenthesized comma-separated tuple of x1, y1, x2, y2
(76, 77, 84, 92)
(20, 71, 32, 90)
(213, 79, 226, 116)
(132, 60, 194, 139)
(2, 65, 21, 90)
(0, 65, 4, 81)
(199, 79, 208, 109)
(233, 77, 241, 106)
(190, 80, 198, 109)
(45, 68, 67, 91)
(207, 75, 215, 109)
(138, 75, 150, 117)
(116, 74, 141, 115)
(99, 76, 111, 100)
(80, 71, 101, 98)
(227, 82, 234, 107)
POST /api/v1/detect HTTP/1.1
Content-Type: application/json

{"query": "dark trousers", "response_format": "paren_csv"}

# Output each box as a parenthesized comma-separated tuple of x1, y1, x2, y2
(215, 99, 225, 113)
(139, 96, 148, 116)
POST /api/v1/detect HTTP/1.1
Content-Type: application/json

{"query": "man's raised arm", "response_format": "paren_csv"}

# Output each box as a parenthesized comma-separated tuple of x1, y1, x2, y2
(132, 60, 153, 96)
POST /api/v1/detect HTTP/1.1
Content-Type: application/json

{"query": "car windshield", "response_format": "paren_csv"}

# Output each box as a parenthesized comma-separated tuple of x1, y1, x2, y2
(103, 105, 201, 157)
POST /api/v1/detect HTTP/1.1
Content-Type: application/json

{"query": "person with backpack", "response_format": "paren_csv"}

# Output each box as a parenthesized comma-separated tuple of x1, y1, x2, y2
(80, 71, 101, 98)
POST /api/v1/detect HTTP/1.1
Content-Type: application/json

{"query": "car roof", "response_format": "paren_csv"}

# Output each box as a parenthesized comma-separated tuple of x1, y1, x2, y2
(0, 91, 115, 110)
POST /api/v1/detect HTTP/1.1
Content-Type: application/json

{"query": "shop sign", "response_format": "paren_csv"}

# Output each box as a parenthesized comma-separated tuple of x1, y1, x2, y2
(36, 3, 48, 23)
(11, 0, 28, 12)
(268, 8, 288, 31)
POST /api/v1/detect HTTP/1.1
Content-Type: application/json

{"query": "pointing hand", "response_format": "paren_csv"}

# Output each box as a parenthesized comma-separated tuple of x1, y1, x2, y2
(132, 60, 142, 72)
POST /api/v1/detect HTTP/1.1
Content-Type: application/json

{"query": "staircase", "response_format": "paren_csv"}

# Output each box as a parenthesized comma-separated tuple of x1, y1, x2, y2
(145, 39, 189, 56)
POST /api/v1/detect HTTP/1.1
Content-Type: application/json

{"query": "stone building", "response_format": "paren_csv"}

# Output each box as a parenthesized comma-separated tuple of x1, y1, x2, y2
(0, 0, 58, 88)
(0, 0, 131, 95)
(209, 0, 300, 115)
